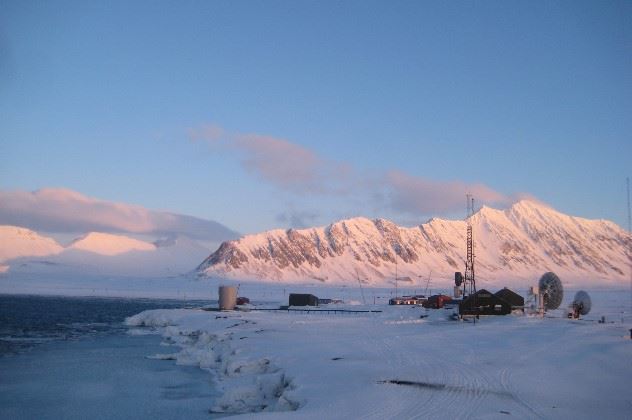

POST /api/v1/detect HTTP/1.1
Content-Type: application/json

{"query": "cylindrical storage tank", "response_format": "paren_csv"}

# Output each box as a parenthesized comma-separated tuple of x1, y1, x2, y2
(219, 286, 237, 310)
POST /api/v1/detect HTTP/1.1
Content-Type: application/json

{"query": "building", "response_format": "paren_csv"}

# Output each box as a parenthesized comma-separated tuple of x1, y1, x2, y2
(494, 288, 524, 309)
(289, 293, 319, 306)
(422, 294, 452, 309)
(389, 296, 426, 305)
(458, 289, 512, 316)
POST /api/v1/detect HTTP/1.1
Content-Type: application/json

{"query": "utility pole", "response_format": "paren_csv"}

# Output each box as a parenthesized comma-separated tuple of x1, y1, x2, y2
(424, 270, 432, 296)
(395, 246, 398, 298)
(356, 269, 366, 305)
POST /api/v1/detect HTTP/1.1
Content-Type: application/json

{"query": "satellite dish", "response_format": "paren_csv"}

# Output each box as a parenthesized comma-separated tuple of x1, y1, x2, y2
(571, 290, 591, 315)
(454, 272, 463, 287)
(538, 272, 563, 310)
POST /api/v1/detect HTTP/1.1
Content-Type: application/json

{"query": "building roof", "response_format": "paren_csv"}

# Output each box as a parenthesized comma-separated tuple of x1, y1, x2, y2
(494, 288, 524, 307)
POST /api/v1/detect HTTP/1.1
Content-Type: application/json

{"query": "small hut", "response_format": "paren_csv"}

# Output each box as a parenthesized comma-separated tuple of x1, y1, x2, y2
(289, 293, 319, 306)
(459, 289, 512, 316)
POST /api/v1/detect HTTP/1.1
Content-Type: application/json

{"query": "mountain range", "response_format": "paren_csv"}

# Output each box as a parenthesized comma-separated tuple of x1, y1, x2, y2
(0, 226, 211, 277)
(196, 200, 631, 287)
(2, 200, 630, 288)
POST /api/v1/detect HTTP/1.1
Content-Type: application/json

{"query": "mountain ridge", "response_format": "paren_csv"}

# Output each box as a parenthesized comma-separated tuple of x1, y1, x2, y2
(196, 200, 631, 286)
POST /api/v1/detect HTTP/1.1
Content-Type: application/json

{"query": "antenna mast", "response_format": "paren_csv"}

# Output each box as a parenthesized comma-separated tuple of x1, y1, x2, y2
(463, 194, 476, 297)
(627, 177, 631, 317)
(627, 177, 631, 233)
(395, 247, 398, 298)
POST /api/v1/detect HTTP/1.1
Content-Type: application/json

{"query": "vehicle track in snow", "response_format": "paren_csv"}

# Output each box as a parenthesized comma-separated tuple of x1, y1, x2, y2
(358, 316, 558, 419)
(495, 319, 576, 419)
(358, 320, 495, 419)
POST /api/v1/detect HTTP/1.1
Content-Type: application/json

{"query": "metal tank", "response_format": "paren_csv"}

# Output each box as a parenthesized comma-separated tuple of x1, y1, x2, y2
(219, 286, 237, 310)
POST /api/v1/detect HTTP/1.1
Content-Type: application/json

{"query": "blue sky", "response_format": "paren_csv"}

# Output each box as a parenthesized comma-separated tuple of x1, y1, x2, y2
(1, 0, 631, 236)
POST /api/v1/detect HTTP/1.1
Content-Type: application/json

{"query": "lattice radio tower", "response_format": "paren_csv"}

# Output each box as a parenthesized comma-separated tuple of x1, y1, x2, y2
(625, 177, 632, 313)
(463, 194, 477, 297)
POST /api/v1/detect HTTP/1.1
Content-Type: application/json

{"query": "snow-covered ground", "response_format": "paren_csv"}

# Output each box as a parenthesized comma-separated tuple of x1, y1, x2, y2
(126, 289, 632, 419)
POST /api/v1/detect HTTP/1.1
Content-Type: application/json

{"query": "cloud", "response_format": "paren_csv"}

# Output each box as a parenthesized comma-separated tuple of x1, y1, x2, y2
(190, 125, 351, 194)
(190, 123, 516, 218)
(384, 170, 511, 214)
(189, 123, 225, 142)
(0, 188, 239, 241)
(234, 133, 324, 192)
(276, 210, 320, 229)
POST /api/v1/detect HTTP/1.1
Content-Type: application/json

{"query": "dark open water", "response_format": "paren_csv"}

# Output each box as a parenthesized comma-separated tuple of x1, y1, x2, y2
(0, 294, 220, 420)
(0, 294, 207, 356)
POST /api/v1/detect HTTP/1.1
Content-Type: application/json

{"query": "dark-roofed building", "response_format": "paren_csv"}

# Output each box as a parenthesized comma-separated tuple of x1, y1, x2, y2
(289, 293, 319, 307)
(494, 288, 524, 309)
(459, 289, 512, 316)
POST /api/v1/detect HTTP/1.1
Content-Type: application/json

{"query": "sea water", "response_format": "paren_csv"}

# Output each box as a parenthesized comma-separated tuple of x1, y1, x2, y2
(0, 294, 218, 419)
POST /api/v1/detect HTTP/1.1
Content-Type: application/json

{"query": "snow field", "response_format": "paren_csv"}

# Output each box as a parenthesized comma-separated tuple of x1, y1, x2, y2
(125, 292, 632, 419)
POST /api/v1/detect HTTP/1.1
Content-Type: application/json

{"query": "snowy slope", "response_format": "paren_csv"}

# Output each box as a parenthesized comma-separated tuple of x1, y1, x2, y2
(0, 227, 212, 277)
(0, 225, 64, 263)
(68, 232, 156, 256)
(197, 200, 631, 286)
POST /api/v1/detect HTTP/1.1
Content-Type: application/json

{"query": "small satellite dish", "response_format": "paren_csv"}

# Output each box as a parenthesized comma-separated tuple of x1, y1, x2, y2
(454, 272, 463, 287)
(571, 290, 591, 316)
(538, 272, 563, 310)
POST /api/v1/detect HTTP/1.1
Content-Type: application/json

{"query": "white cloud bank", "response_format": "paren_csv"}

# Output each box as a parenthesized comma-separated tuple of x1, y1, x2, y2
(190, 125, 351, 194)
(190, 124, 512, 216)
(0, 188, 239, 241)
(385, 170, 510, 214)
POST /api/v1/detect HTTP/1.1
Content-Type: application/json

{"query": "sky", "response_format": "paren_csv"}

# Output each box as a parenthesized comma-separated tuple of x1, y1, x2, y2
(1, 0, 631, 239)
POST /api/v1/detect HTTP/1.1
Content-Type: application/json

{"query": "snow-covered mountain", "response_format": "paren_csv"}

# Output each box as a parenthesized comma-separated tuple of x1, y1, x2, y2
(0, 227, 212, 277)
(0, 226, 64, 261)
(68, 232, 156, 256)
(197, 200, 631, 287)
(51, 234, 211, 277)
(0, 226, 64, 272)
